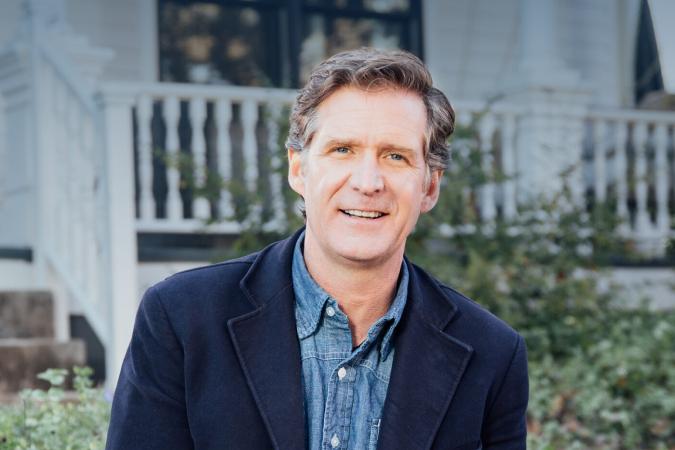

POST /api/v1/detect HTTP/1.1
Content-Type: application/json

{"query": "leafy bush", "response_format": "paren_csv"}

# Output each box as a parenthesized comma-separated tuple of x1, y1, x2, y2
(0, 367, 110, 450)
(527, 311, 675, 449)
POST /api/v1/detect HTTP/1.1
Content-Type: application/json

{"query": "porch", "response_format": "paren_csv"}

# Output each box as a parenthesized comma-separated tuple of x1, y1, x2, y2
(1, 18, 674, 390)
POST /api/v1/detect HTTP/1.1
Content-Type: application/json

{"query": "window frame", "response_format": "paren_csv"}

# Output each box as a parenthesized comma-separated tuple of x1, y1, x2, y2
(157, 0, 424, 88)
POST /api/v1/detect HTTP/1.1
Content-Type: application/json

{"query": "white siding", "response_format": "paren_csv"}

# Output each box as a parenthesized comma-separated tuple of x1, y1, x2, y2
(424, 0, 520, 102)
(0, 0, 650, 105)
(424, 0, 640, 107)
(66, 0, 157, 82)
(0, 1, 22, 47)
(558, 0, 623, 107)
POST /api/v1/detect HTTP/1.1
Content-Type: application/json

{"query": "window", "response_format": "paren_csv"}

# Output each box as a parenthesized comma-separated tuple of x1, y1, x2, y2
(158, 0, 423, 87)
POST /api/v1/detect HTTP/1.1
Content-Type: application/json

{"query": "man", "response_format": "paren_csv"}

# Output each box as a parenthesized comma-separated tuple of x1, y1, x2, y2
(106, 48, 528, 450)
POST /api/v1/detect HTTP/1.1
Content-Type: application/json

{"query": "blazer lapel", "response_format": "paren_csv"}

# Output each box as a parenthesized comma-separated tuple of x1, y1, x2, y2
(378, 260, 474, 450)
(227, 230, 306, 450)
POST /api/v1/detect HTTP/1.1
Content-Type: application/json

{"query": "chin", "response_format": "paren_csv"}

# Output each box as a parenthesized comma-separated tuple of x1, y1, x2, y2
(332, 241, 395, 265)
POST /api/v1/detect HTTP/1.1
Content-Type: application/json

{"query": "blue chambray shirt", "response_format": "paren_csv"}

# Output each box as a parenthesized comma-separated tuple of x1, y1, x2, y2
(292, 232, 408, 450)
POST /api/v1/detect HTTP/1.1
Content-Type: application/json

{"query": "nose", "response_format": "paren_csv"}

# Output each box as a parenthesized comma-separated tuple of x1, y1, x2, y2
(349, 153, 384, 195)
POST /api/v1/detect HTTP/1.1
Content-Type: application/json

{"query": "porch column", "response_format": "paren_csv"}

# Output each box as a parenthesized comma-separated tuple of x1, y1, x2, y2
(508, 0, 589, 205)
(98, 90, 139, 390)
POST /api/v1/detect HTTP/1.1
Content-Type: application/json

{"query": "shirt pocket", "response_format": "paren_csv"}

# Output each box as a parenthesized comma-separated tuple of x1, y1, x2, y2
(367, 418, 381, 450)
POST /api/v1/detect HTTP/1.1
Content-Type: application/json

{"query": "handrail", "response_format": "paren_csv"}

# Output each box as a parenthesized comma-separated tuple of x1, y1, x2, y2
(103, 81, 299, 103)
(30, 35, 114, 364)
(588, 107, 675, 123)
(102, 81, 528, 116)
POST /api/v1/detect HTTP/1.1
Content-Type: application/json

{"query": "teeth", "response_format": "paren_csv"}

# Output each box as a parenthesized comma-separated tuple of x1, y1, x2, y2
(343, 209, 384, 219)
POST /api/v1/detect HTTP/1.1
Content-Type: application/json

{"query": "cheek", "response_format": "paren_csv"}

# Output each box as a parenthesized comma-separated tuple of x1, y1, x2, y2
(398, 177, 427, 207)
(312, 163, 349, 193)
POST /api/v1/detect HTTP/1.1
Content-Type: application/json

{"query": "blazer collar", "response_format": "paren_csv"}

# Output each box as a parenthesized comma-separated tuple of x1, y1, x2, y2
(227, 228, 306, 450)
(377, 259, 474, 450)
(228, 229, 474, 450)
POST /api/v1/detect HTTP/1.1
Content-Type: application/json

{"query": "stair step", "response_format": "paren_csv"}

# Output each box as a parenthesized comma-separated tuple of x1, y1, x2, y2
(0, 291, 55, 339)
(0, 338, 85, 394)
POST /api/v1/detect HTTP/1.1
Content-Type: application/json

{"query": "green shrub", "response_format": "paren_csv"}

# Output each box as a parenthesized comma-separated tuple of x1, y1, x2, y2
(527, 311, 675, 449)
(0, 367, 110, 450)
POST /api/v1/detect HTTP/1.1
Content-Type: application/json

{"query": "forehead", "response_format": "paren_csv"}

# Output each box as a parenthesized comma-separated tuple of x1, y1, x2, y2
(311, 87, 427, 152)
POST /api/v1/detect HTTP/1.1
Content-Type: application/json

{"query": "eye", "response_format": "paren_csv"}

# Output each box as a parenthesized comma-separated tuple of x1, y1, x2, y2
(333, 146, 350, 154)
(388, 152, 406, 162)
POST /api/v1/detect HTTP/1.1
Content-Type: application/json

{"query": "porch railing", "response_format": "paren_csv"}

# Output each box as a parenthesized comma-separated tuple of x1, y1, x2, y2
(584, 109, 675, 250)
(102, 82, 297, 234)
(105, 83, 675, 254)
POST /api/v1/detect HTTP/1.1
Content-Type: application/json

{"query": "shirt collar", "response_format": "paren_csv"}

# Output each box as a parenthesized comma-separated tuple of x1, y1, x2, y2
(292, 232, 333, 339)
(291, 231, 408, 360)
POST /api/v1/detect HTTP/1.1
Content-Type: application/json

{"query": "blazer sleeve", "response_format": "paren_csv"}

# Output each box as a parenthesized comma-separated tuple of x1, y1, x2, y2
(105, 285, 194, 450)
(481, 334, 529, 450)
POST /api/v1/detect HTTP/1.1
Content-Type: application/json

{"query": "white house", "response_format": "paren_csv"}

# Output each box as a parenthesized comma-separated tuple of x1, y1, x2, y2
(0, 0, 673, 389)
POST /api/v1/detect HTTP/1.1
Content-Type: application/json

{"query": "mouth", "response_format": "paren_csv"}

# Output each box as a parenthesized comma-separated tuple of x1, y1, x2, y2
(340, 209, 387, 219)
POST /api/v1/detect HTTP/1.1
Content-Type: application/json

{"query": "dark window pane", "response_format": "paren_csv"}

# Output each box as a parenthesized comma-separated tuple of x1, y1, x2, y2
(303, 0, 409, 12)
(300, 15, 404, 83)
(303, 0, 351, 8)
(363, 0, 409, 13)
(159, 2, 285, 86)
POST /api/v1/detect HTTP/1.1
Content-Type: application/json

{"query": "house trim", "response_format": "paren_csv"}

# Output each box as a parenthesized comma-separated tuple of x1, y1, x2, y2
(139, 0, 159, 82)
(0, 247, 33, 262)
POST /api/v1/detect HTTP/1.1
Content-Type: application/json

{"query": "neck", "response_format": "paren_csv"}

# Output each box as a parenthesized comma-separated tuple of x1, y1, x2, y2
(303, 234, 403, 347)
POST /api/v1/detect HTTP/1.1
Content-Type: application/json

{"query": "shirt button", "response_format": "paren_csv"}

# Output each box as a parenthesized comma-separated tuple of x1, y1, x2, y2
(337, 367, 347, 380)
(326, 306, 336, 317)
(330, 434, 340, 448)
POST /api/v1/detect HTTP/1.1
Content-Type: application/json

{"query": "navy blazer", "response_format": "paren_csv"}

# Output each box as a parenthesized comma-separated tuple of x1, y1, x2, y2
(106, 229, 528, 450)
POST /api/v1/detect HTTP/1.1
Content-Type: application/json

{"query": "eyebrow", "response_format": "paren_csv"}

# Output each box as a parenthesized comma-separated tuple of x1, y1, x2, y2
(322, 138, 418, 157)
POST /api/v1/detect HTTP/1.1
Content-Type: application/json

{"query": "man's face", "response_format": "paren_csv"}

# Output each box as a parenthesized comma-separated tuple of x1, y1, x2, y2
(288, 86, 442, 267)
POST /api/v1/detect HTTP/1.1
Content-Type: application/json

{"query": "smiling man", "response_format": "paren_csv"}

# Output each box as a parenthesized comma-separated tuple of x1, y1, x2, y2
(106, 48, 529, 450)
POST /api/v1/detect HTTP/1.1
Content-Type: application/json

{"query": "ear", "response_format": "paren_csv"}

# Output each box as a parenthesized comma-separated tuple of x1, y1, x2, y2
(420, 170, 442, 213)
(287, 148, 305, 197)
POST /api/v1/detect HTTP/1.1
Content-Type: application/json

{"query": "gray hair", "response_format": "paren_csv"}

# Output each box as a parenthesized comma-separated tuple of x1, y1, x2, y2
(285, 47, 455, 172)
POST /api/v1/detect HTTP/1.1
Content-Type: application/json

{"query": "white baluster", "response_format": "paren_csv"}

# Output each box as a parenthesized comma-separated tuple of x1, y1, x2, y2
(267, 102, 286, 230)
(136, 95, 155, 220)
(633, 122, 650, 234)
(82, 116, 97, 301)
(593, 119, 607, 203)
(42, 66, 57, 250)
(614, 121, 629, 224)
(54, 77, 67, 259)
(189, 98, 209, 219)
(565, 113, 586, 207)
(241, 99, 260, 223)
(241, 100, 259, 192)
(454, 110, 473, 221)
(215, 98, 234, 219)
(479, 113, 496, 221)
(65, 94, 78, 269)
(501, 114, 517, 219)
(74, 103, 87, 287)
(163, 96, 183, 221)
(653, 123, 669, 233)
